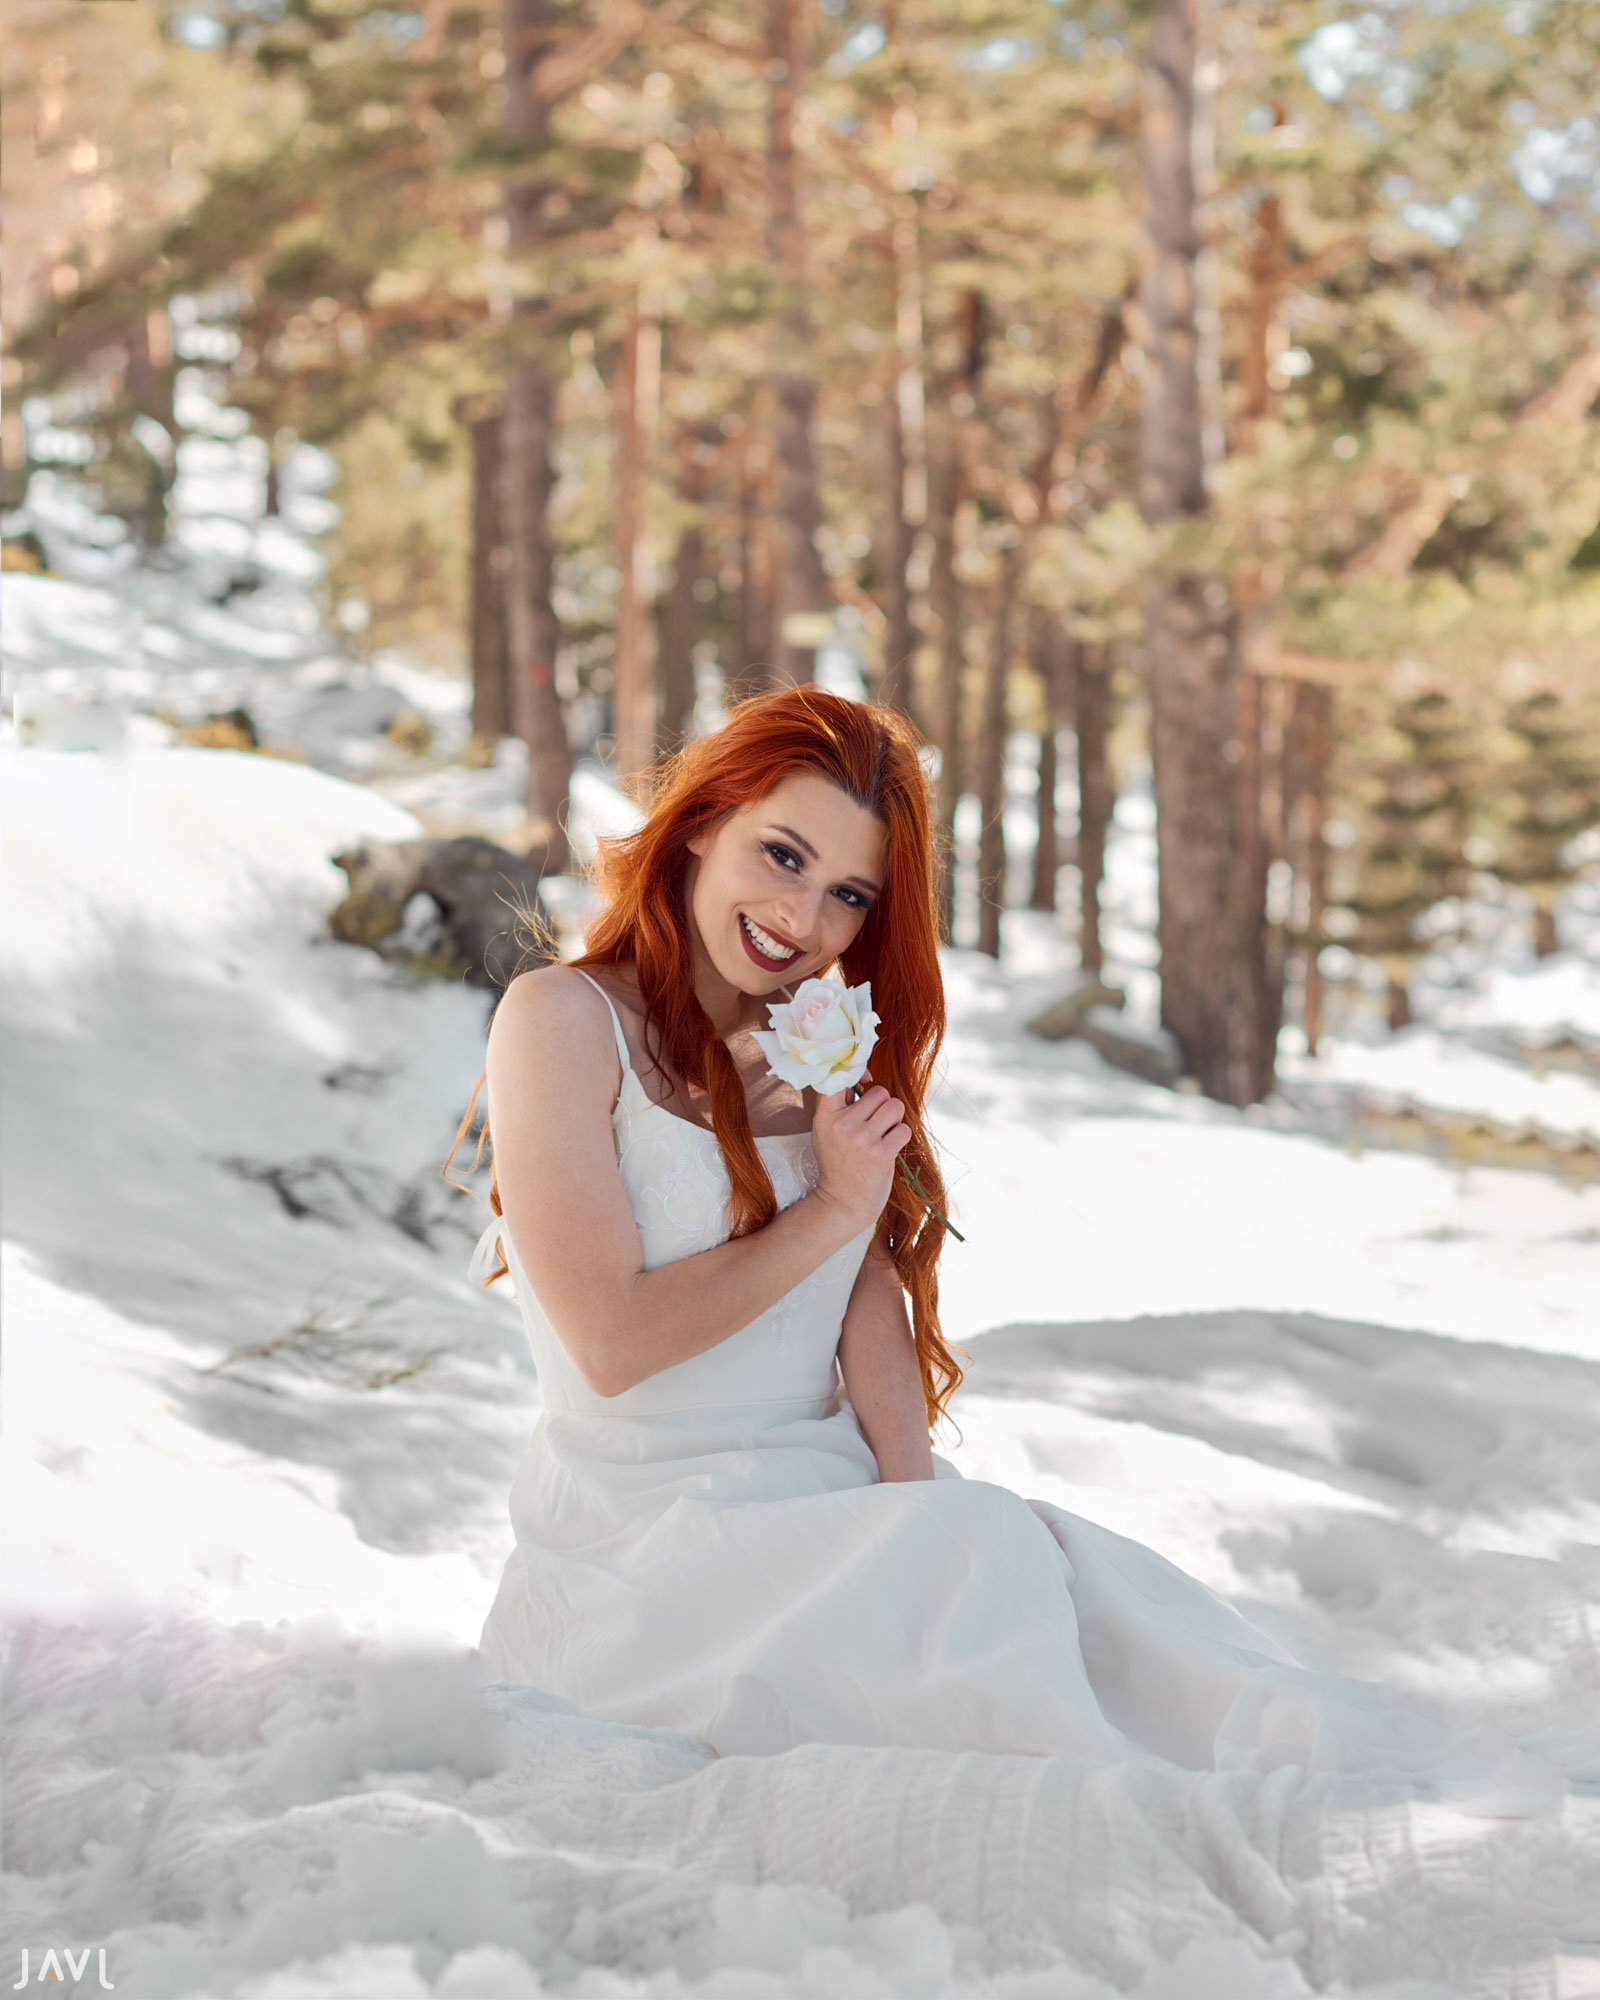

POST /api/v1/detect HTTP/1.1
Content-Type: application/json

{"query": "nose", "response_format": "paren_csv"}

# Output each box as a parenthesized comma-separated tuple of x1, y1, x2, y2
(771, 878, 825, 944)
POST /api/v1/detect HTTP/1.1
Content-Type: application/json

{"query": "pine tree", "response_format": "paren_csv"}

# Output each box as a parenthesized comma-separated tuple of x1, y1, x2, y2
(1330, 682, 1480, 1028)
(1493, 682, 1600, 959)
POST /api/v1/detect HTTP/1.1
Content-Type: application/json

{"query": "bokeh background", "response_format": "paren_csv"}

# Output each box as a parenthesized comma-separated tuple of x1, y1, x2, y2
(8, 0, 1600, 1111)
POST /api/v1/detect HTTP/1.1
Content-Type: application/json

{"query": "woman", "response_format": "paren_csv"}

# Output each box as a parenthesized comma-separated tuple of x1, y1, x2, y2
(460, 687, 1480, 1774)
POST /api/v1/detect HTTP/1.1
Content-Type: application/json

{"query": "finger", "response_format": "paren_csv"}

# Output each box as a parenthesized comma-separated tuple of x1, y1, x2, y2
(864, 1096, 905, 1137)
(853, 1084, 891, 1117)
(886, 1122, 912, 1154)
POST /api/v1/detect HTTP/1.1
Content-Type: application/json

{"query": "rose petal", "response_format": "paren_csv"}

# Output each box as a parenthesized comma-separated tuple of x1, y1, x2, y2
(755, 978, 876, 1095)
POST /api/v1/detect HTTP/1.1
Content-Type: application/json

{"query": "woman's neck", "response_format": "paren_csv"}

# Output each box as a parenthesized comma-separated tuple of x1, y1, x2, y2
(689, 934, 763, 1040)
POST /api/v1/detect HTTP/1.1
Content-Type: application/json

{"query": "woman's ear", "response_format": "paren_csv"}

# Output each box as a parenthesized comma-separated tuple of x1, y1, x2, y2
(686, 830, 708, 859)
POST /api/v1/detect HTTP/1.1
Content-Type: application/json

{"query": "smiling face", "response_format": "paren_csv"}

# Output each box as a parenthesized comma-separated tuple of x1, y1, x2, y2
(684, 770, 887, 1009)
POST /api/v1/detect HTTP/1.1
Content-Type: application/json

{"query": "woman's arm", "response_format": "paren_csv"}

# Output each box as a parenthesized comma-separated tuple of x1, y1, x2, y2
(486, 964, 909, 1398)
(837, 1240, 935, 1482)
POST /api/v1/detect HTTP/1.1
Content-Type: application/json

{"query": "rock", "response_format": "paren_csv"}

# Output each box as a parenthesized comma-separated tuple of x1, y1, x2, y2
(174, 707, 259, 751)
(384, 709, 433, 757)
(330, 834, 556, 990)
(1027, 985, 1184, 1088)
(1028, 983, 1128, 1034)
(1, 530, 49, 576)
(1026, 981, 1126, 1041)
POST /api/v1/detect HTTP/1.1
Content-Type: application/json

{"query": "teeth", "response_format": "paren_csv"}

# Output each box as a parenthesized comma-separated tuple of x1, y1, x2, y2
(742, 914, 797, 962)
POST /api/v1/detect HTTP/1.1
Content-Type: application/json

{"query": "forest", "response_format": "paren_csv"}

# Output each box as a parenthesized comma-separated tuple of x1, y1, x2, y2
(6, 0, 1600, 1108)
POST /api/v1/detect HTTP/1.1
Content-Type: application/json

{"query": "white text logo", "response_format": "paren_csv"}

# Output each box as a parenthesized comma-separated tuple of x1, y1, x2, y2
(14, 1949, 114, 1989)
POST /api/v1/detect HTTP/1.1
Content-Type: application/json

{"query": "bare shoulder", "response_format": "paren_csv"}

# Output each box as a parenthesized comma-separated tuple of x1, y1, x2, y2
(493, 960, 596, 1030)
(488, 963, 621, 1087)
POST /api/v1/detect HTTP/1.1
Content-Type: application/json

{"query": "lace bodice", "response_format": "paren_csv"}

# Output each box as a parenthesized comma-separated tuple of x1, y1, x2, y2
(469, 969, 876, 1418)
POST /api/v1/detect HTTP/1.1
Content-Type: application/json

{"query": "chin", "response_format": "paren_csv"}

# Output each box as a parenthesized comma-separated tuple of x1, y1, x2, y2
(726, 945, 806, 993)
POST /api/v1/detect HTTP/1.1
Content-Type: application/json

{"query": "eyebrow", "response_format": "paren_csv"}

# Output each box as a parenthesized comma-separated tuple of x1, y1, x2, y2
(768, 823, 882, 899)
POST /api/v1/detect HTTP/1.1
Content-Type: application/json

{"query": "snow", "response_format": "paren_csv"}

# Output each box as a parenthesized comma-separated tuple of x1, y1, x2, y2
(934, 950, 1599, 1362)
(1277, 1019, 1600, 1142)
(6, 739, 1598, 1997)
(1465, 955, 1600, 1045)
(5, 401, 1599, 1997)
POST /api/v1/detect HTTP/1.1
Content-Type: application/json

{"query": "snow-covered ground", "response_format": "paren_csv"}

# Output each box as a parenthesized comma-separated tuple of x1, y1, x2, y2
(5, 383, 1600, 1998)
(7, 741, 1600, 2000)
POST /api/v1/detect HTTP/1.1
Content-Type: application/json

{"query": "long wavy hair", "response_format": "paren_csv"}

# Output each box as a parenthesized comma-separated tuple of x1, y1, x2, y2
(448, 685, 964, 1430)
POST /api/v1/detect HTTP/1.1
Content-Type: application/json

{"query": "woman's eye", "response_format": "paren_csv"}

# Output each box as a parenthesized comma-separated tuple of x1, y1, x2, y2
(764, 841, 869, 912)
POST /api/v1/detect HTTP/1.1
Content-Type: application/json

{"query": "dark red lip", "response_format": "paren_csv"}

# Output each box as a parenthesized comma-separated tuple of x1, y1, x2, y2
(737, 912, 801, 967)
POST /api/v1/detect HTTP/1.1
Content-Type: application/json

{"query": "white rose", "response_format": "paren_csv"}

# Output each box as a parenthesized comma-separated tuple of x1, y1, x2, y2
(752, 976, 879, 1096)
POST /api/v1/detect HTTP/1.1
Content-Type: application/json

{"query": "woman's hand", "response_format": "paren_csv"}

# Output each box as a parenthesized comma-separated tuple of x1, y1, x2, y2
(811, 1070, 911, 1230)
(488, 966, 874, 1398)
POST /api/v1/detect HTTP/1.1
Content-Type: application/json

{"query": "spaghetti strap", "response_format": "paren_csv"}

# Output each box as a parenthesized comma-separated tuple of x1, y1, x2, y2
(572, 967, 634, 1077)
(468, 965, 629, 1291)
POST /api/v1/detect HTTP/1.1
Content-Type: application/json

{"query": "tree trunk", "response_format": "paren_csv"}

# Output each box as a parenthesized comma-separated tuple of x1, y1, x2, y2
(1534, 899, 1560, 959)
(1236, 666, 1283, 1101)
(0, 395, 27, 513)
(731, 441, 777, 693)
(926, 425, 964, 940)
(126, 307, 177, 553)
(1033, 726, 1059, 913)
(766, 0, 830, 685)
(1387, 974, 1411, 1031)
(127, 305, 176, 431)
(928, 293, 984, 939)
(1139, 0, 1271, 1104)
(975, 560, 1019, 959)
(501, 366, 570, 861)
(658, 518, 702, 755)
(877, 371, 915, 710)
(1296, 688, 1328, 1056)
(613, 302, 661, 785)
(1146, 579, 1268, 1101)
(1237, 668, 1265, 1055)
(1239, 185, 1286, 435)
(1029, 607, 1063, 912)
(729, 442, 753, 689)
(657, 421, 712, 756)
(876, 198, 927, 712)
(1289, 682, 1333, 1055)
(501, 0, 572, 865)
(1073, 641, 1113, 980)
(469, 405, 511, 746)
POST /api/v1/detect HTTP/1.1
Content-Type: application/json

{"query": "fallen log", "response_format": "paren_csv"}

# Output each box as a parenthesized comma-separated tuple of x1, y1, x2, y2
(329, 835, 556, 990)
(1027, 983, 1184, 1089)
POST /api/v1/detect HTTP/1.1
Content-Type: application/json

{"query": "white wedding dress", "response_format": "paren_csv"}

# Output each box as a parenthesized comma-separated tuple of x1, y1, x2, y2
(473, 973, 1489, 1775)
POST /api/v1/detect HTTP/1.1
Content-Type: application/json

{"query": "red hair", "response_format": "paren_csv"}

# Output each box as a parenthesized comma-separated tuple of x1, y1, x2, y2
(449, 686, 964, 1430)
